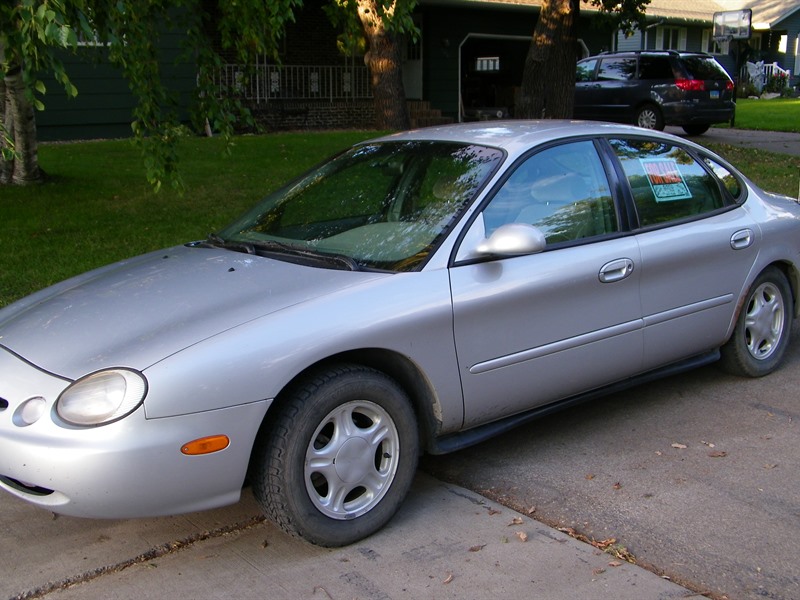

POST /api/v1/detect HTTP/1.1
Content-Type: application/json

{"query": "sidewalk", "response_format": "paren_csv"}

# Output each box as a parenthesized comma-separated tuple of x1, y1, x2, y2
(666, 125, 800, 156)
(2, 473, 703, 600)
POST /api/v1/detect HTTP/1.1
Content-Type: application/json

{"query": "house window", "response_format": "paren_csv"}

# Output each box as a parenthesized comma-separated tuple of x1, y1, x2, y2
(656, 27, 687, 51)
(475, 57, 500, 72)
(702, 30, 728, 54)
(779, 34, 788, 54)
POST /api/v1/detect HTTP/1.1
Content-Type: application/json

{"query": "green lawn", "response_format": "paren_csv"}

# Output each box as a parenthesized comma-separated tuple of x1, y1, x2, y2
(725, 97, 800, 133)
(0, 131, 377, 307)
(1, 127, 799, 308)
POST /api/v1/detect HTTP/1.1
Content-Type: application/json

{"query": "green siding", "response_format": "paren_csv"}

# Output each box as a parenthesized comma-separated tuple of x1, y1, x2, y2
(37, 30, 196, 142)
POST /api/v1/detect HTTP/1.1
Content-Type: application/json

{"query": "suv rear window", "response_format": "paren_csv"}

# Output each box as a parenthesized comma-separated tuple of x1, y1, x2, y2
(638, 56, 674, 80)
(678, 56, 730, 80)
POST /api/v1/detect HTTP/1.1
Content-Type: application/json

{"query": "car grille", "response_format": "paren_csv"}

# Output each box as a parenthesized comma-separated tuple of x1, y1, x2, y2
(0, 475, 54, 496)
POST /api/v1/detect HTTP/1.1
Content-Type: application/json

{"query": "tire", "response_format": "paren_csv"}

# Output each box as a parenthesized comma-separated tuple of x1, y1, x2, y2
(250, 364, 419, 547)
(720, 267, 793, 377)
(682, 124, 710, 136)
(635, 104, 664, 130)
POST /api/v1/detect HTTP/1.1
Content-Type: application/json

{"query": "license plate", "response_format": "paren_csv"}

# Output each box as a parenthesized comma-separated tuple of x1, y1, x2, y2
(710, 90, 720, 99)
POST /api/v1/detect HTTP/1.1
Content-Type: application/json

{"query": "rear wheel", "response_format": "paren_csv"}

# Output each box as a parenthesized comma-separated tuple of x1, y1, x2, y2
(720, 267, 793, 377)
(250, 364, 419, 547)
(682, 124, 710, 136)
(635, 104, 664, 130)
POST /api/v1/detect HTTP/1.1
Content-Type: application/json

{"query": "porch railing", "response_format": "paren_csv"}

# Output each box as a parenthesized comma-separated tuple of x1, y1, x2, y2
(214, 64, 372, 103)
(742, 61, 791, 92)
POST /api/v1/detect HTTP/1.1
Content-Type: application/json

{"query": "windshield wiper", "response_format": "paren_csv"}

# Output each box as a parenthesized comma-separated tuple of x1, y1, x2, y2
(249, 240, 360, 271)
(203, 233, 256, 255)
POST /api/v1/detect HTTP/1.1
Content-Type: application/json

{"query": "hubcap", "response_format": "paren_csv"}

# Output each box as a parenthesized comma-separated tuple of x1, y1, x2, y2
(304, 400, 400, 519)
(638, 110, 657, 129)
(744, 282, 785, 360)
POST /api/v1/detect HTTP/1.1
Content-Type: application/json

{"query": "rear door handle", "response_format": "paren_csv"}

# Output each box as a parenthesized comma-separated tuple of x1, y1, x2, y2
(599, 258, 634, 283)
(730, 229, 753, 250)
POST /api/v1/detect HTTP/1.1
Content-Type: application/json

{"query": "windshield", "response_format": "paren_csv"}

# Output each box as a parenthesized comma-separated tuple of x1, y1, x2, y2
(218, 141, 503, 271)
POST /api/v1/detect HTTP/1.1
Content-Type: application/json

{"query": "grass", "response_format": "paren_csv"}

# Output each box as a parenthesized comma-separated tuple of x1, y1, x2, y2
(0, 131, 378, 307)
(1, 126, 799, 308)
(723, 97, 800, 133)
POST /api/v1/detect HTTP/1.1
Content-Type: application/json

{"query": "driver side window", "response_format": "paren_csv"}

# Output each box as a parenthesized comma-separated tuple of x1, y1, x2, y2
(482, 141, 618, 244)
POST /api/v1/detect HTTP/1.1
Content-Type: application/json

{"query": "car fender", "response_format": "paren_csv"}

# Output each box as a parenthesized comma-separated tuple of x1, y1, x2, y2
(141, 269, 464, 434)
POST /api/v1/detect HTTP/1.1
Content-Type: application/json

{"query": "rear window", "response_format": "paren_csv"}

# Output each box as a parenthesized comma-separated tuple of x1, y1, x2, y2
(679, 56, 730, 80)
(609, 138, 727, 227)
(638, 56, 674, 80)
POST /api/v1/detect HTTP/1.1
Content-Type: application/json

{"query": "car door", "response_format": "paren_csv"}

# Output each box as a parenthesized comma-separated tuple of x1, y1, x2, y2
(606, 137, 759, 370)
(577, 56, 638, 123)
(574, 57, 599, 119)
(449, 140, 644, 429)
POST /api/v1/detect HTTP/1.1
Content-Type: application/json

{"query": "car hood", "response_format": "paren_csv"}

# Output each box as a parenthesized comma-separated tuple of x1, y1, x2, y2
(0, 244, 386, 379)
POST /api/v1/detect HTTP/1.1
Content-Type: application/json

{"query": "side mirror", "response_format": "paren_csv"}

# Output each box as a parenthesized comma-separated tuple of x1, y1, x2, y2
(475, 223, 546, 257)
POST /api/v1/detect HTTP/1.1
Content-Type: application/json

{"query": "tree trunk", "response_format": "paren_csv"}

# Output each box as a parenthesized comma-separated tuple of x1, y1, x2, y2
(1, 66, 43, 185)
(356, 0, 410, 130)
(517, 0, 580, 120)
(0, 74, 10, 185)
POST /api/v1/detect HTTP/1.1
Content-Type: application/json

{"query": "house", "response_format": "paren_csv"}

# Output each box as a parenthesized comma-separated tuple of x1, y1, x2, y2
(34, 0, 799, 140)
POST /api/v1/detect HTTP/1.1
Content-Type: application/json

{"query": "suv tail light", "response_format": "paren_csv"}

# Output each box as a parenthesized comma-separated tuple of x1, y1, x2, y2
(725, 81, 734, 91)
(675, 79, 706, 91)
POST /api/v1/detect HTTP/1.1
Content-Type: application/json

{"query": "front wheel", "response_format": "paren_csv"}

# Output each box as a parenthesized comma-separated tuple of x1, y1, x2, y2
(720, 267, 793, 377)
(635, 104, 664, 130)
(250, 364, 419, 546)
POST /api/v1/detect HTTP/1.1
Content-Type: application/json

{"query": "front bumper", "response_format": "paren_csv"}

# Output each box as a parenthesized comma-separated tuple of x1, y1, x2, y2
(0, 347, 269, 518)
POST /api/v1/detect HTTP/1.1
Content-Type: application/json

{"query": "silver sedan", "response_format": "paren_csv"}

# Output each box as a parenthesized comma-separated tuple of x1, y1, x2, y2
(1, 121, 799, 546)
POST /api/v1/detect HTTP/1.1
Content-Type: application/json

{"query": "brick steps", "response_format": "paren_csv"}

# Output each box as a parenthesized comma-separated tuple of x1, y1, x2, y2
(408, 100, 454, 128)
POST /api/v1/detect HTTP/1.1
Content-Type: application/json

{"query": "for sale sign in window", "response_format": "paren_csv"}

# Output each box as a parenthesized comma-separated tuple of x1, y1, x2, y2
(640, 158, 692, 202)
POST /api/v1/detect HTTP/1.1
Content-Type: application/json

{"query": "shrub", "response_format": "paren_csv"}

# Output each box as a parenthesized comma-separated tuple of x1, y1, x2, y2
(764, 72, 789, 94)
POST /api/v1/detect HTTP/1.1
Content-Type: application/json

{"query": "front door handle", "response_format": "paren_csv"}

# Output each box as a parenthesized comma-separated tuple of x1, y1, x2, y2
(599, 258, 634, 283)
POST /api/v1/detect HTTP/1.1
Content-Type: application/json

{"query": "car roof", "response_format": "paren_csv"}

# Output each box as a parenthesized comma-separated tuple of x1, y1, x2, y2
(367, 120, 677, 158)
(581, 50, 714, 59)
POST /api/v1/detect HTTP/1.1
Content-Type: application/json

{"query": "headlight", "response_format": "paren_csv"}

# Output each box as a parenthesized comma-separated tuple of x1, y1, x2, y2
(57, 369, 148, 426)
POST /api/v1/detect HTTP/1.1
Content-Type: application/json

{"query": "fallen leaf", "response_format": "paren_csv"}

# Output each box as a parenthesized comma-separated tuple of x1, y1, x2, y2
(671, 443, 688, 449)
(443, 573, 454, 584)
(516, 531, 528, 542)
(608, 561, 623, 567)
(585, 473, 595, 480)
(612, 482, 622, 490)
(487, 508, 501, 516)
(701, 440, 716, 448)
(527, 506, 536, 515)
(708, 451, 728, 458)
(655, 450, 663, 456)
(468, 544, 486, 552)
(508, 517, 523, 526)
(593, 568, 606, 575)
(764, 463, 778, 469)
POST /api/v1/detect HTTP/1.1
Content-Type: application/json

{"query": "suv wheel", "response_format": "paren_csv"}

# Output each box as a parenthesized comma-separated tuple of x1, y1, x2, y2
(635, 104, 664, 130)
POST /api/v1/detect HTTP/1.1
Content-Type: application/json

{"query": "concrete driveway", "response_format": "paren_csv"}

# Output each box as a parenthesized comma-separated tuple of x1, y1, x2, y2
(667, 125, 800, 157)
(422, 321, 800, 600)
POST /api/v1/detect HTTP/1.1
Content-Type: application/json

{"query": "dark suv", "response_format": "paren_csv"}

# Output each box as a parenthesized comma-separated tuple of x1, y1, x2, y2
(574, 51, 735, 135)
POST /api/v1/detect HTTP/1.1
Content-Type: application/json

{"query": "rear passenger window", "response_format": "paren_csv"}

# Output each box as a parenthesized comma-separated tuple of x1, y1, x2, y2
(598, 58, 636, 81)
(609, 138, 726, 227)
(638, 56, 674, 80)
(702, 156, 743, 201)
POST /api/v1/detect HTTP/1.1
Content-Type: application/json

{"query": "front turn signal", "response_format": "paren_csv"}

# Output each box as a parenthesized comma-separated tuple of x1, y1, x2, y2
(181, 435, 230, 455)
